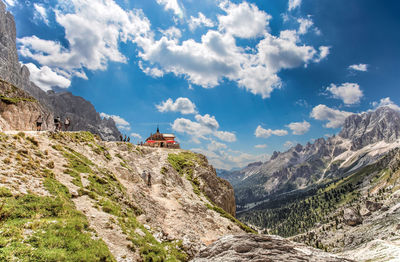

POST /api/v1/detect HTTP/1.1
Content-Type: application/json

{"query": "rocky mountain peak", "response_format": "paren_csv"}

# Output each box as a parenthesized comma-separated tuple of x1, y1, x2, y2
(339, 106, 400, 150)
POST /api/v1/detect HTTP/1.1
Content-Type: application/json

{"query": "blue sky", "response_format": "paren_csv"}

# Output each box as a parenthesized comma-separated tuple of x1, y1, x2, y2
(5, 0, 400, 169)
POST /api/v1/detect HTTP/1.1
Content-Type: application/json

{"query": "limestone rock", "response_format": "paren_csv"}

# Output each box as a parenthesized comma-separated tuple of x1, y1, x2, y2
(343, 208, 362, 227)
(192, 234, 353, 262)
(365, 200, 383, 212)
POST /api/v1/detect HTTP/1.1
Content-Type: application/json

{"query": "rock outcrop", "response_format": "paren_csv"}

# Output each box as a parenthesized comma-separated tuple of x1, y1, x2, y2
(0, 1, 121, 140)
(193, 234, 353, 262)
(195, 154, 236, 216)
(343, 208, 362, 227)
(0, 79, 53, 131)
(339, 107, 400, 150)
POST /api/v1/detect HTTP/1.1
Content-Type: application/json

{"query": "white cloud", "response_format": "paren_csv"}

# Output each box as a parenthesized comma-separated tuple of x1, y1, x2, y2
(160, 26, 182, 40)
(254, 144, 267, 149)
(284, 141, 295, 148)
(188, 12, 214, 31)
(18, 0, 152, 89)
(288, 0, 302, 11)
(314, 46, 330, 62)
(156, 97, 197, 114)
(310, 104, 353, 128)
(255, 125, 288, 138)
(218, 1, 271, 39)
(286, 120, 310, 135)
(372, 97, 400, 112)
(24, 63, 71, 91)
(297, 17, 313, 35)
(348, 64, 368, 72)
(4, 0, 15, 7)
(156, 0, 183, 17)
(327, 82, 363, 105)
(172, 114, 236, 143)
(34, 3, 49, 25)
(100, 112, 130, 131)
(130, 133, 142, 139)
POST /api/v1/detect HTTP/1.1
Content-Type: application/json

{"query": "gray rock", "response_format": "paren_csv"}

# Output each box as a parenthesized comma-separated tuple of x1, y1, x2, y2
(366, 200, 383, 212)
(343, 208, 362, 227)
(192, 234, 353, 262)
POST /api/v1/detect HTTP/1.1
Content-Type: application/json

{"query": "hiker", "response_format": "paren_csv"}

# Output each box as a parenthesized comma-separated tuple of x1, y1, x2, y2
(141, 170, 146, 181)
(36, 115, 43, 131)
(124, 135, 127, 142)
(54, 117, 61, 132)
(119, 135, 123, 141)
(147, 172, 152, 187)
(127, 137, 130, 143)
(64, 117, 70, 131)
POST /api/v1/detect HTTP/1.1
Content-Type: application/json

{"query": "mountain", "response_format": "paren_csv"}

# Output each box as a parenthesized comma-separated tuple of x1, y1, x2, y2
(222, 107, 400, 261)
(0, 1, 121, 140)
(227, 107, 400, 207)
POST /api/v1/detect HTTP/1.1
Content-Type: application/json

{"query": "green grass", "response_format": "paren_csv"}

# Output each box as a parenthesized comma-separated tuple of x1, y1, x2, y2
(0, 95, 36, 104)
(0, 179, 115, 261)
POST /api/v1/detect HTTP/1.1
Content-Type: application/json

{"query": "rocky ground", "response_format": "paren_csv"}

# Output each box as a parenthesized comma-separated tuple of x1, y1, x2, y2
(0, 131, 243, 261)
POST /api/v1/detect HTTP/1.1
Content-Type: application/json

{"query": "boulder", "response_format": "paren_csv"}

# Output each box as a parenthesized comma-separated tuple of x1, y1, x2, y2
(366, 200, 383, 212)
(343, 208, 362, 226)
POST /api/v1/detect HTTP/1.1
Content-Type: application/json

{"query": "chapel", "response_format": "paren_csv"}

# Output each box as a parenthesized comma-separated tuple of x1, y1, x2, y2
(144, 127, 180, 149)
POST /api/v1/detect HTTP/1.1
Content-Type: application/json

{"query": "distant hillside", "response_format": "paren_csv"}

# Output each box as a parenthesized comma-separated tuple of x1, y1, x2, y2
(0, 1, 121, 140)
(223, 107, 400, 261)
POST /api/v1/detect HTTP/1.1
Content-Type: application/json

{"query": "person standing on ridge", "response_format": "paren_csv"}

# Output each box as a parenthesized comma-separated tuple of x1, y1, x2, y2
(36, 115, 43, 131)
(127, 136, 130, 143)
(124, 135, 127, 142)
(64, 117, 70, 131)
(147, 172, 152, 187)
(119, 135, 123, 141)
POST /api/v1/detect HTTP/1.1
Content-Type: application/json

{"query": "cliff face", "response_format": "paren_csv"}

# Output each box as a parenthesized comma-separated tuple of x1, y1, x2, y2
(0, 79, 54, 131)
(0, 131, 244, 260)
(0, 1, 121, 140)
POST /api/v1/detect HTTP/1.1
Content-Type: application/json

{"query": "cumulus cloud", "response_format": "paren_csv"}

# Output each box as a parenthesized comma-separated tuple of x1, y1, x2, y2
(100, 112, 130, 131)
(286, 120, 310, 135)
(172, 114, 236, 143)
(24, 63, 71, 91)
(255, 125, 288, 138)
(288, 0, 302, 11)
(218, 1, 271, 39)
(156, 97, 197, 114)
(18, 0, 151, 89)
(156, 0, 183, 17)
(314, 46, 330, 62)
(254, 144, 267, 149)
(372, 97, 400, 112)
(33, 4, 49, 25)
(348, 64, 368, 72)
(310, 104, 353, 128)
(130, 133, 142, 139)
(297, 17, 313, 35)
(188, 12, 214, 31)
(284, 141, 295, 148)
(326, 83, 363, 105)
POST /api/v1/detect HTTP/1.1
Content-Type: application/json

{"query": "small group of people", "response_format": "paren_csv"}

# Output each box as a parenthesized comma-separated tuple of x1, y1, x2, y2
(35, 115, 71, 132)
(54, 116, 71, 132)
(119, 134, 130, 142)
(141, 170, 152, 187)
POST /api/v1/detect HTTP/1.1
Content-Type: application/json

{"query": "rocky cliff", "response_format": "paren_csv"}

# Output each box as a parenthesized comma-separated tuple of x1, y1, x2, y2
(0, 1, 121, 140)
(0, 79, 53, 131)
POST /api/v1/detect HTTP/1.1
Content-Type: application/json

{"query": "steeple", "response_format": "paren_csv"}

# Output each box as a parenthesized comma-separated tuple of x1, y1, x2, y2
(156, 125, 159, 133)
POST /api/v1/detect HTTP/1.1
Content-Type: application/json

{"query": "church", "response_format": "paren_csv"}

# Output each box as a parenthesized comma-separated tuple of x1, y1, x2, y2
(144, 127, 180, 149)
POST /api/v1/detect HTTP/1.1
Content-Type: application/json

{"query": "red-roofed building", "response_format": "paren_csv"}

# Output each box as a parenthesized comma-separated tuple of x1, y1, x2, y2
(144, 127, 180, 149)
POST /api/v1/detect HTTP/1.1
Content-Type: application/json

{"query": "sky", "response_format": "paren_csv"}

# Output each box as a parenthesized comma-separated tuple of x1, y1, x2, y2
(5, 0, 400, 169)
